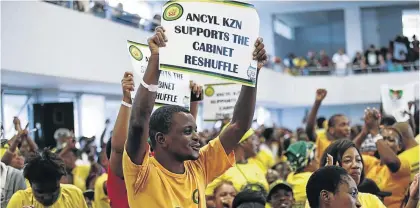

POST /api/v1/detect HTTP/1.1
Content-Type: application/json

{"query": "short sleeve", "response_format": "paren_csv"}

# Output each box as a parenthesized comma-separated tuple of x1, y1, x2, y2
(394, 156, 411, 178)
(122, 145, 151, 193)
(197, 137, 235, 185)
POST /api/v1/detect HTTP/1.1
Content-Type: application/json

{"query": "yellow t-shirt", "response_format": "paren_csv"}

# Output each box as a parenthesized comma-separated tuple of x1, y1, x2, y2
(205, 161, 269, 196)
(415, 134, 420, 144)
(248, 149, 275, 175)
(286, 172, 312, 206)
(398, 145, 419, 181)
(122, 137, 235, 208)
(7, 184, 88, 208)
(315, 130, 332, 164)
(363, 155, 411, 208)
(72, 165, 91, 191)
(94, 173, 110, 208)
(304, 192, 386, 208)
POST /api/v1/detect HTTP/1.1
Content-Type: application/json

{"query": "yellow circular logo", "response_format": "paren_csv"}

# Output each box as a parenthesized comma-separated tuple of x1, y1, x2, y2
(129, 45, 143, 61)
(163, 3, 183, 21)
(205, 86, 215, 97)
(192, 189, 199, 204)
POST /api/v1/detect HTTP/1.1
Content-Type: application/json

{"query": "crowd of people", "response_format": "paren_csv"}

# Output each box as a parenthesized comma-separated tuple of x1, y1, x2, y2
(1, 27, 419, 208)
(269, 35, 419, 76)
(44, 0, 160, 31)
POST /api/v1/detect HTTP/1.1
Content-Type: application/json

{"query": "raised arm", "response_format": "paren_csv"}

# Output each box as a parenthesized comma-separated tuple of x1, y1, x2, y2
(305, 89, 327, 142)
(367, 108, 401, 172)
(100, 119, 110, 148)
(219, 38, 267, 154)
(109, 72, 134, 178)
(125, 27, 166, 165)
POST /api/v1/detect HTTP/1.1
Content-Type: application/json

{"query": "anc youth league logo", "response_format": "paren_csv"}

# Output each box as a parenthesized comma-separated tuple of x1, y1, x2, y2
(163, 3, 183, 21)
(129, 45, 143, 61)
(204, 86, 215, 97)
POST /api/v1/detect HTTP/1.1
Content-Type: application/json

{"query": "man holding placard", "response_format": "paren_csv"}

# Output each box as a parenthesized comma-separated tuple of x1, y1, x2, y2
(122, 25, 266, 208)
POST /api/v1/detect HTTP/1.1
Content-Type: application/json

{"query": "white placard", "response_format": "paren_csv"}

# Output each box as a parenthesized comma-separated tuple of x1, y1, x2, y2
(160, 1, 260, 87)
(380, 83, 415, 122)
(127, 40, 191, 109)
(203, 83, 241, 121)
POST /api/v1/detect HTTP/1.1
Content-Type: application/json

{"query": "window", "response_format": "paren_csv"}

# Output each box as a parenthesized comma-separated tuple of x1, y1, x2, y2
(402, 10, 420, 41)
(2, 94, 30, 139)
(274, 19, 294, 40)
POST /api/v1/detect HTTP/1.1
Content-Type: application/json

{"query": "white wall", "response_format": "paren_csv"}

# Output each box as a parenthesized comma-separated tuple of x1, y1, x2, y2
(2, 1, 419, 108)
(1, 1, 152, 84)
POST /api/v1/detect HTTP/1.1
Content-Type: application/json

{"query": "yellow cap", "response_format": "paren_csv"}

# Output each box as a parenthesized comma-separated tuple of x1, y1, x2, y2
(221, 122, 254, 143)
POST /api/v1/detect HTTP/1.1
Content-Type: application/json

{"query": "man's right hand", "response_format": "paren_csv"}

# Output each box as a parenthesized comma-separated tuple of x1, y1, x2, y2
(121, 71, 135, 103)
(148, 26, 167, 55)
(315, 89, 327, 102)
(364, 107, 381, 134)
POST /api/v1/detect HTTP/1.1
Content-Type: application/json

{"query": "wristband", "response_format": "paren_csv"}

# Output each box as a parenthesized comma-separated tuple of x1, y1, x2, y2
(372, 134, 383, 143)
(141, 80, 158, 92)
(121, 101, 132, 108)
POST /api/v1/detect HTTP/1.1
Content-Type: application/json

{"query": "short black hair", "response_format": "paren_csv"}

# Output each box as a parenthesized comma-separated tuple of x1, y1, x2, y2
(263, 128, 274, 141)
(24, 148, 66, 183)
(328, 114, 346, 128)
(106, 139, 112, 160)
(149, 105, 190, 148)
(316, 117, 326, 129)
(232, 189, 266, 208)
(306, 166, 350, 208)
(320, 139, 365, 185)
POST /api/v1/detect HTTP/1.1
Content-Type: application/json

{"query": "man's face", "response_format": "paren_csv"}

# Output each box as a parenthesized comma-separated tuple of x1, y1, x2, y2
(328, 176, 361, 208)
(31, 181, 61, 206)
(164, 112, 200, 161)
(330, 116, 351, 139)
(242, 134, 259, 159)
(270, 188, 294, 208)
(381, 129, 401, 153)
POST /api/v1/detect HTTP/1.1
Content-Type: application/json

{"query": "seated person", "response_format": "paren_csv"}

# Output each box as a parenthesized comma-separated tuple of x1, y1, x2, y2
(7, 149, 87, 207)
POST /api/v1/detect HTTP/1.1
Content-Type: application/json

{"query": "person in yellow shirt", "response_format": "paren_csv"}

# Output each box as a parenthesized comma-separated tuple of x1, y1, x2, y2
(319, 139, 386, 207)
(305, 89, 351, 163)
(57, 140, 91, 191)
(306, 166, 362, 208)
(7, 149, 88, 208)
(266, 180, 294, 208)
(393, 122, 419, 181)
(206, 129, 269, 196)
(355, 108, 411, 208)
(285, 141, 318, 207)
(122, 26, 267, 208)
(94, 173, 110, 208)
(210, 181, 236, 208)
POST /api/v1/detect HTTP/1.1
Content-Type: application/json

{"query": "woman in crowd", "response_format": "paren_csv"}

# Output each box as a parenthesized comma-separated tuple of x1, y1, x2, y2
(210, 181, 237, 208)
(285, 141, 318, 207)
(7, 149, 87, 207)
(318, 139, 386, 207)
